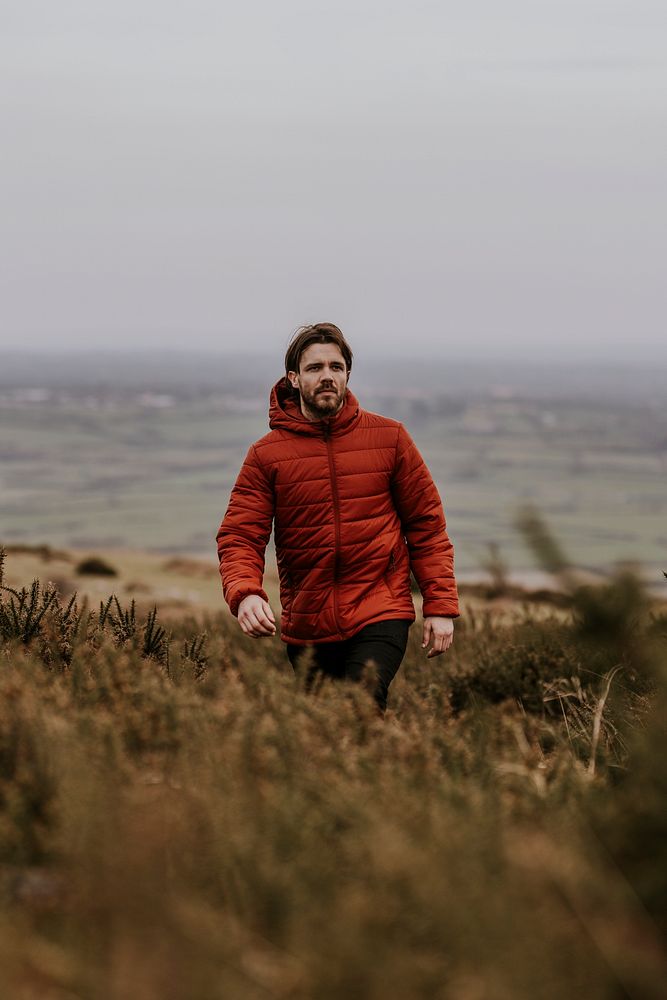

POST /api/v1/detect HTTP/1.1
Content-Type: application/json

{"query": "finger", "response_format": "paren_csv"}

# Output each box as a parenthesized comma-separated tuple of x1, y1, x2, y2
(428, 633, 453, 657)
(239, 613, 267, 637)
(247, 611, 274, 635)
(243, 624, 267, 638)
(427, 633, 447, 658)
(250, 609, 274, 633)
(262, 601, 276, 624)
(422, 621, 432, 648)
(260, 613, 277, 634)
(257, 607, 276, 631)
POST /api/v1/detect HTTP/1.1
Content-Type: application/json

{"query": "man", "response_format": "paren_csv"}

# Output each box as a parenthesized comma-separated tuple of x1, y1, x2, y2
(216, 323, 459, 712)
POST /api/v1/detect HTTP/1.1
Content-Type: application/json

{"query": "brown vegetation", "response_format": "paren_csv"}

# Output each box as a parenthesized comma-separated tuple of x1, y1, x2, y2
(0, 546, 666, 999)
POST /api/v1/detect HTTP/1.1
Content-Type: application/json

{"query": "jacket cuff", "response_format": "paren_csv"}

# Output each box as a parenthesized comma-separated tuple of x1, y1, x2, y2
(422, 601, 460, 619)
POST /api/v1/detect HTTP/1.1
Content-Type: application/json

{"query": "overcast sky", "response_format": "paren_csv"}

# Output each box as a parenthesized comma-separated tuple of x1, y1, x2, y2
(1, 0, 665, 363)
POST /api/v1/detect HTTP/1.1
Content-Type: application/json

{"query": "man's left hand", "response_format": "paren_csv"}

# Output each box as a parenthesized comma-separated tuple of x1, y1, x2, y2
(422, 616, 454, 658)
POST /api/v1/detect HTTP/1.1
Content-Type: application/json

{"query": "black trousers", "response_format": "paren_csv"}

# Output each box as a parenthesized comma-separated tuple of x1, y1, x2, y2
(286, 619, 411, 713)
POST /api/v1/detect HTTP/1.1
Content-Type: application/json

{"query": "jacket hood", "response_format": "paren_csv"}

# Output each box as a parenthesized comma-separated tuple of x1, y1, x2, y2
(268, 377, 362, 436)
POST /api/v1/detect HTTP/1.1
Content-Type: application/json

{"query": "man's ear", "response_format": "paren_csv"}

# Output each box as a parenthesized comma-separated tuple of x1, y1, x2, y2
(287, 371, 299, 389)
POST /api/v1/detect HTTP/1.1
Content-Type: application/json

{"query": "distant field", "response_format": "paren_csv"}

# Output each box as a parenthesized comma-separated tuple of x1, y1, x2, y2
(2, 356, 666, 579)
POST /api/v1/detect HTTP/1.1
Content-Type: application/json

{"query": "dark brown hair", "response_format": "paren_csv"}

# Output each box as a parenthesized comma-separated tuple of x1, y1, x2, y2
(284, 323, 353, 377)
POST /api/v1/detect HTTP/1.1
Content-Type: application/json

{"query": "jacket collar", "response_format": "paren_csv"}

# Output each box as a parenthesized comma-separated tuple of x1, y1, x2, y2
(268, 377, 362, 437)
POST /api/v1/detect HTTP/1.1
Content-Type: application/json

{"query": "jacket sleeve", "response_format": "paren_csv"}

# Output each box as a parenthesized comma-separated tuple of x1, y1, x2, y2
(216, 444, 275, 617)
(391, 424, 460, 618)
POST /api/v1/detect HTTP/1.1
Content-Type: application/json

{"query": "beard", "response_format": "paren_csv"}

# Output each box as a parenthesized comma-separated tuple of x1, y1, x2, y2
(300, 385, 346, 419)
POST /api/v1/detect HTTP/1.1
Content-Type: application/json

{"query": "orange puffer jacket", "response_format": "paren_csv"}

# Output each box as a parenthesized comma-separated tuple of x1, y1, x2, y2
(217, 379, 459, 644)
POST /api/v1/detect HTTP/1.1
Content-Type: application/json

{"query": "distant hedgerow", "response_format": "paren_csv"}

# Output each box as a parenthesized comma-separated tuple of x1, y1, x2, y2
(75, 556, 118, 577)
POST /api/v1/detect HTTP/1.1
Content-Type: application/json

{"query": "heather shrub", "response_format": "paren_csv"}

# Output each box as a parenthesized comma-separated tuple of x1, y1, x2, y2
(75, 555, 118, 577)
(445, 615, 578, 715)
(0, 656, 58, 863)
(0, 545, 665, 999)
(587, 632, 667, 938)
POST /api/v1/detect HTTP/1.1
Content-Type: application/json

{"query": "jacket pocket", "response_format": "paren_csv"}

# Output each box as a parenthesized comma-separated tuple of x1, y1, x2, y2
(283, 571, 295, 628)
(384, 543, 410, 600)
(384, 548, 398, 595)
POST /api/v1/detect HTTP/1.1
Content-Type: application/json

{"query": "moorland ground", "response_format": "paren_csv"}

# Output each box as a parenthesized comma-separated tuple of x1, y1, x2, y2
(0, 543, 666, 999)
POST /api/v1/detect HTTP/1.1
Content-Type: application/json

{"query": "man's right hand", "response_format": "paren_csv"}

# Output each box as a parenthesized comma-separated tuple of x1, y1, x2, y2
(237, 595, 276, 638)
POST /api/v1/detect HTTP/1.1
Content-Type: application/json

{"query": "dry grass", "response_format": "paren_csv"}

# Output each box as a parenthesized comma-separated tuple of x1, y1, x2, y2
(0, 549, 666, 999)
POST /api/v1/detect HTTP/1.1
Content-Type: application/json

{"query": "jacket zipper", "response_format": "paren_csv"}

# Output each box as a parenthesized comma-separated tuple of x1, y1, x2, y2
(323, 422, 342, 635)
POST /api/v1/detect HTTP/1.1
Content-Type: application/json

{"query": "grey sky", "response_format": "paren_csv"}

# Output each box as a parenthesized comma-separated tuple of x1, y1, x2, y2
(1, 0, 665, 362)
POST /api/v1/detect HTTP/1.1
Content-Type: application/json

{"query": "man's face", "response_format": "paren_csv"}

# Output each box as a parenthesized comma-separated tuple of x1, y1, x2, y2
(288, 342, 349, 421)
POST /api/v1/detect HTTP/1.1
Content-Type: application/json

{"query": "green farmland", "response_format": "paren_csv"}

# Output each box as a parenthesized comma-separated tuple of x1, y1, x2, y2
(1, 353, 666, 580)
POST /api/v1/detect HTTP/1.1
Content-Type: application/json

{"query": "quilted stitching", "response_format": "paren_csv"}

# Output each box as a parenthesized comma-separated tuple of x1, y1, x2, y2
(217, 378, 459, 643)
